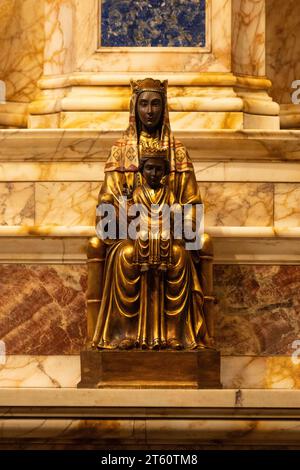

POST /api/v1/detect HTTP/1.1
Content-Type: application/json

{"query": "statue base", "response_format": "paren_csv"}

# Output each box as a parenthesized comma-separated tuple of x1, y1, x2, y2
(77, 349, 221, 389)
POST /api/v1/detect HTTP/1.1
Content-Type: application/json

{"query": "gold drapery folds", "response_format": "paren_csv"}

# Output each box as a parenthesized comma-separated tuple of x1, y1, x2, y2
(91, 78, 214, 351)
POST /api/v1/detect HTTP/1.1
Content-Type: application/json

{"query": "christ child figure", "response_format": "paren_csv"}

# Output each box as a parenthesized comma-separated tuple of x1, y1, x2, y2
(131, 147, 180, 272)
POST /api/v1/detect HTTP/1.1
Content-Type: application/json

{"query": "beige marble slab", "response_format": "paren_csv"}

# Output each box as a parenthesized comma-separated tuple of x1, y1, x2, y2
(0, 356, 80, 388)
(1, 418, 300, 448)
(0, 237, 87, 263)
(213, 236, 300, 264)
(200, 182, 273, 226)
(196, 160, 300, 183)
(61, 96, 244, 112)
(61, 111, 244, 131)
(0, 162, 104, 182)
(0, 183, 34, 225)
(222, 162, 300, 183)
(35, 182, 100, 226)
(1, 387, 300, 410)
(0, 226, 300, 263)
(274, 183, 300, 228)
(1, 161, 300, 183)
(222, 356, 300, 389)
(243, 113, 280, 130)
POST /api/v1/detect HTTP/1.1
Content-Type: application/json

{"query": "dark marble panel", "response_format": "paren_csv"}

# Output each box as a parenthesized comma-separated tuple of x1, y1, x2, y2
(1, 264, 299, 356)
(101, 0, 206, 47)
(0, 265, 87, 354)
(214, 265, 300, 356)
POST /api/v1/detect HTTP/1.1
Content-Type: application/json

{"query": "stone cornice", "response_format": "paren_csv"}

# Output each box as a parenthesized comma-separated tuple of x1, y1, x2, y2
(0, 129, 300, 162)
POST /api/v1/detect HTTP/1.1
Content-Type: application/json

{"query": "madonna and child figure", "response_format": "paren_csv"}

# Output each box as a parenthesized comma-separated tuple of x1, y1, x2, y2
(88, 78, 215, 351)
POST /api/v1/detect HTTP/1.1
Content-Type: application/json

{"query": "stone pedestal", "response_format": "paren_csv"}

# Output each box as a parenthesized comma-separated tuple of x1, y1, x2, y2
(78, 349, 221, 389)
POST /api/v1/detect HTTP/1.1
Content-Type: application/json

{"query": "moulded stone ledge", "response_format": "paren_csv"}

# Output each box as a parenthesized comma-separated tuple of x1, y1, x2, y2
(0, 227, 300, 264)
(1, 388, 300, 415)
(1, 225, 299, 239)
(38, 72, 260, 89)
(0, 129, 300, 162)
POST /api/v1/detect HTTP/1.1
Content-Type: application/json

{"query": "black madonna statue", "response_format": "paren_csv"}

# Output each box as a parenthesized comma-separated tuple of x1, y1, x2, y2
(85, 78, 216, 357)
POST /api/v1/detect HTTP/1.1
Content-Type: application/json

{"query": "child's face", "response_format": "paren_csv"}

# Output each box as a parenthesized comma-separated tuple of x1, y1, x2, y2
(142, 157, 166, 189)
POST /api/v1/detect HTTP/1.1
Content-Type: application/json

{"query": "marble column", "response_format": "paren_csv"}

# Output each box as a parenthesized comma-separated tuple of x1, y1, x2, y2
(266, 0, 300, 129)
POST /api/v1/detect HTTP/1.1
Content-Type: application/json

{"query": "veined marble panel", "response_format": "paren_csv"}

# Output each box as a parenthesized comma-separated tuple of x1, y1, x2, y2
(0, 183, 34, 225)
(194, 161, 300, 183)
(31, 181, 275, 228)
(0, 264, 299, 355)
(232, 0, 265, 76)
(200, 182, 273, 226)
(0, 265, 87, 354)
(222, 356, 300, 389)
(0, 0, 44, 102)
(0, 162, 104, 182)
(274, 183, 300, 228)
(44, 0, 74, 75)
(35, 182, 100, 226)
(266, 0, 300, 105)
(28, 113, 60, 129)
(215, 265, 300, 355)
(60, 111, 244, 130)
(0, 356, 80, 388)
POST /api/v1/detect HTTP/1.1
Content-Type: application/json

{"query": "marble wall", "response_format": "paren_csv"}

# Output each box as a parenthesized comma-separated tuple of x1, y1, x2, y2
(1, 263, 300, 390)
(0, 0, 45, 102)
(2, 179, 300, 230)
(0, 263, 299, 357)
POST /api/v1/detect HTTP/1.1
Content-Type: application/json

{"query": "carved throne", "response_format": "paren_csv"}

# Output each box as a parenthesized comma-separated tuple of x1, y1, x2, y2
(86, 233, 216, 349)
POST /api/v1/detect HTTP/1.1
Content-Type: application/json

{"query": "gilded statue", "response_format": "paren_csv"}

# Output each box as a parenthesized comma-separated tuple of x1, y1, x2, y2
(86, 78, 215, 351)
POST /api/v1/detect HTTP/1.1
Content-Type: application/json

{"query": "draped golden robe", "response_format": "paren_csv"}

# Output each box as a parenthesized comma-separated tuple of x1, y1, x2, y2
(92, 83, 210, 350)
(132, 182, 175, 271)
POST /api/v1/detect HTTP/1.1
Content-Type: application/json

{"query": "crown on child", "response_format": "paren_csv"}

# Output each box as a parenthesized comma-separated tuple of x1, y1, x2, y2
(140, 140, 168, 159)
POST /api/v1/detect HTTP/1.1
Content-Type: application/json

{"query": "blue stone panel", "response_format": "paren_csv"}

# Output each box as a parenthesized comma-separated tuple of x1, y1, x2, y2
(101, 0, 206, 47)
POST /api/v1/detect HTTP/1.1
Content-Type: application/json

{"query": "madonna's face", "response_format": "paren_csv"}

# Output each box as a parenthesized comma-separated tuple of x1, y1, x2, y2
(137, 91, 163, 131)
